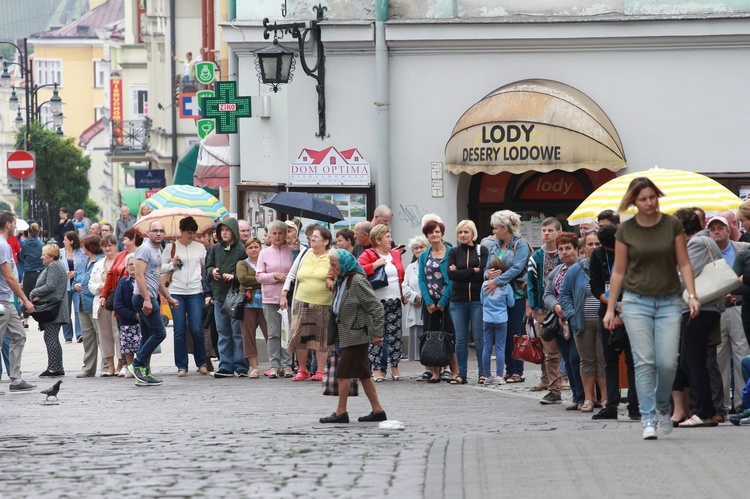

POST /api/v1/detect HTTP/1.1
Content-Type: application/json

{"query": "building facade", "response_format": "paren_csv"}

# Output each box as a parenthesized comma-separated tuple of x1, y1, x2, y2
(222, 0, 750, 243)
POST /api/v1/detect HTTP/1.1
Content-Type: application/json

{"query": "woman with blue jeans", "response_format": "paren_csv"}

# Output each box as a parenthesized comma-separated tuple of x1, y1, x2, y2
(484, 210, 531, 383)
(61, 231, 86, 343)
(604, 178, 700, 440)
(161, 216, 208, 377)
(448, 220, 488, 383)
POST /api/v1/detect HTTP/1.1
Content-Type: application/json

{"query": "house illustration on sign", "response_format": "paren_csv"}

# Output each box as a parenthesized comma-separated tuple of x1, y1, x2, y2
(290, 147, 371, 185)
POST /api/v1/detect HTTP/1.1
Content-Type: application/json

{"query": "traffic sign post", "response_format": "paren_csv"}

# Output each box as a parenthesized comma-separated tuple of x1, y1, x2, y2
(6, 150, 36, 220)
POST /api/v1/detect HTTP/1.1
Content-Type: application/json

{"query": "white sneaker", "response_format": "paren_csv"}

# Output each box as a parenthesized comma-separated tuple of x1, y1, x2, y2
(642, 426, 657, 440)
(658, 411, 673, 435)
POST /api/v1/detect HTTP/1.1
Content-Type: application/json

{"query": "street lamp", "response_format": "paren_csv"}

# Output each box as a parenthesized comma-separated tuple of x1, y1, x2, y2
(13, 110, 23, 131)
(255, 4, 328, 139)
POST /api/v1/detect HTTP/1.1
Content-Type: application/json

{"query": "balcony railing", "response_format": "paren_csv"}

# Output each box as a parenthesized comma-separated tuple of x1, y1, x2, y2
(110, 117, 151, 155)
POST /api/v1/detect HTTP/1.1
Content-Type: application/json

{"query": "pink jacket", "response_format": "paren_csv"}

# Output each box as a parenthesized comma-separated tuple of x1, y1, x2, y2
(256, 244, 293, 304)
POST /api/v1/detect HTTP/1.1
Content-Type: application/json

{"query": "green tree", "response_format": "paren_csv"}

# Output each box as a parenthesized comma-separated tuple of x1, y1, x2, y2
(13, 122, 92, 234)
(81, 198, 101, 221)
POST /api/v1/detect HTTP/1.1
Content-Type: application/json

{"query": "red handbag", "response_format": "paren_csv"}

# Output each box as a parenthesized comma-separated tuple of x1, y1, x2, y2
(511, 318, 544, 364)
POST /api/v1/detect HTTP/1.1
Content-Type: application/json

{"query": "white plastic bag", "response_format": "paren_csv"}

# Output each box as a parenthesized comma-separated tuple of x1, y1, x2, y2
(279, 308, 290, 349)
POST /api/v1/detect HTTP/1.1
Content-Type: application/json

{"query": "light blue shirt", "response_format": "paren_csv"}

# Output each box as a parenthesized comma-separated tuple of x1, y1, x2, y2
(722, 242, 737, 267)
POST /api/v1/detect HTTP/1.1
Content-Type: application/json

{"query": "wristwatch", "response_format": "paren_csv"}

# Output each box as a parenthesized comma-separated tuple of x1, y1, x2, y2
(688, 294, 697, 300)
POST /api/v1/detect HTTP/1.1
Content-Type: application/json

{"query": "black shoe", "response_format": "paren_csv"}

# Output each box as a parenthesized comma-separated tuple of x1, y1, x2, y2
(539, 391, 562, 405)
(76, 336, 83, 343)
(320, 412, 349, 424)
(214, 369, 234, 378)
(628, 412, 641, 421)
(417, 371, 432, 381)
(39, 370, 65, 378)
(427, 378, 441, 384)
(592, 408, 618, 420)
(358, 411, 387, 422)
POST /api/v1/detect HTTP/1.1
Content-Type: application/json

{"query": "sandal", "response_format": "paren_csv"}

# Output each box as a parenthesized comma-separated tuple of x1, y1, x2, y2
(478, 375, 486, 384)
(450, 375, 467, 385)
(268, 370, 279, 379)
(678, 415, 718, 427)
(580, 400, 595, 413)
(505, 374, 525, 384)
(248, 369, 259, 379)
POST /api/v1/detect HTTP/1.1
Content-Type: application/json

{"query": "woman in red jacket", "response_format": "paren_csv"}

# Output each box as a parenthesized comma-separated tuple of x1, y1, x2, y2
(358, 224, 405, 381)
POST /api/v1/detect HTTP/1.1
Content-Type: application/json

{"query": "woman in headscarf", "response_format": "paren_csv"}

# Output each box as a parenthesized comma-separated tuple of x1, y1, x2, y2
(320, 249, 387, 424)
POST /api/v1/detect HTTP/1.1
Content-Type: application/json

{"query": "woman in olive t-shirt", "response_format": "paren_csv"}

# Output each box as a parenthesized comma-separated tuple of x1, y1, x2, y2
(603, 177, 700, 441)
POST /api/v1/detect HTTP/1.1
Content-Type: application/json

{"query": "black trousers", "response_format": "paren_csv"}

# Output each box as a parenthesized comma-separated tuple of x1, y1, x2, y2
(598, 319, 638, 413)
(680, 311, 721, 420)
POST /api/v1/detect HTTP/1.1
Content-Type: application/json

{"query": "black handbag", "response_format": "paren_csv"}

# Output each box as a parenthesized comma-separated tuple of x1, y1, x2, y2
(104, 292, 116, 311)
(31, 299, 62, 325)
(608, 324, 628, 351)
(367, 265, 388, 290)
(418, 330, 454, 367)
(220, 286, 244, 320)
(540, 311, 561, 342)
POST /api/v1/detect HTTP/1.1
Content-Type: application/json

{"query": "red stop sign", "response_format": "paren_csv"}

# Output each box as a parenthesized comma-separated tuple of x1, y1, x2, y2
(7, 150, 35, 179)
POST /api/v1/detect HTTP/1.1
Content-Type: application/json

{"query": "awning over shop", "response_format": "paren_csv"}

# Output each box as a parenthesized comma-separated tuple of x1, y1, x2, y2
(120, 187, 148, 217)
(195, 132, 232, 189)
(173, 144, 200, 185)
(445, 79, 626, 175)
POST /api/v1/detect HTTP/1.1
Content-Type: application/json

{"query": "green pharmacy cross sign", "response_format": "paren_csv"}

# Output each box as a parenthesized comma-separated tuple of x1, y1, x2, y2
(201, 81, 251, 134)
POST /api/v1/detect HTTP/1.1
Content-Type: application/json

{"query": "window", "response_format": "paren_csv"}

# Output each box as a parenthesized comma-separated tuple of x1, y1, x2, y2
(330, 157, 336, 165)
(130, 85, 148, 117)
(35, 59, 62, 86)
(94, 60, 109, 88)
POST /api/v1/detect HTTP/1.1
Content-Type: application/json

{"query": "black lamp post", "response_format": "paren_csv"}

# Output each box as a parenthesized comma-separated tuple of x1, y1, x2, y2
(255, 4, 328, 139)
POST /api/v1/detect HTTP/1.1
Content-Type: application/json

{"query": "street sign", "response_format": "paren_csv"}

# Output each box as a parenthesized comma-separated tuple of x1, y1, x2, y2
(195, 62, 216, 85)
(7, 177, 35, 190)
(134, 169, 166, 189)
(196, 119, 216, 139)
(202, 81, 251, 134)
(7, 150, 35, 179)
(179, 93, 201, 119)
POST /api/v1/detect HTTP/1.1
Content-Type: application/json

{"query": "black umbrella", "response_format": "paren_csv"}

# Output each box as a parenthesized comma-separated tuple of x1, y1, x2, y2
(260, 192, 344, 223)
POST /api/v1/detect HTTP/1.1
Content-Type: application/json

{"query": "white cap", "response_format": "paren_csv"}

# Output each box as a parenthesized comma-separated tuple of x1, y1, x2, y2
(708, 215, 729, 228)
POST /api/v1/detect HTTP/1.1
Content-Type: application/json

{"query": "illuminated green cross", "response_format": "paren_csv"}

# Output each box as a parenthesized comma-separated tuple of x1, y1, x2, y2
(201, 81, 252, 134)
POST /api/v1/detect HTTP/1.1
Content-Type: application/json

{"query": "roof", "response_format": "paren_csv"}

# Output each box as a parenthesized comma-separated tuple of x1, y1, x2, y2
(0, 0, 88, 41)
(32, 0, 124, 39)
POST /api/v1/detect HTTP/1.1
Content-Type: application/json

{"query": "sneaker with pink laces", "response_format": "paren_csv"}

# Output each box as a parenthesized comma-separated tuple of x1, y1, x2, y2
(310, 371, 325, 381)
(293, 370, 311, 381)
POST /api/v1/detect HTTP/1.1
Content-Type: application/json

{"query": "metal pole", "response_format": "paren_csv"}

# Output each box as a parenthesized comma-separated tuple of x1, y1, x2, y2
(20, 179, 24, 220)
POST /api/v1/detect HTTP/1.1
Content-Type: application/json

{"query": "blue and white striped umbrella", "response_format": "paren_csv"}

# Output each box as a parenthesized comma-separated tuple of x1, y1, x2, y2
(144, 185, 228, 220)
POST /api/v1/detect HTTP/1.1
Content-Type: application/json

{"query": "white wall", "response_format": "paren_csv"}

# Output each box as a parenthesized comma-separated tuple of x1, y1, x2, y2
(226, 17, 750, 243)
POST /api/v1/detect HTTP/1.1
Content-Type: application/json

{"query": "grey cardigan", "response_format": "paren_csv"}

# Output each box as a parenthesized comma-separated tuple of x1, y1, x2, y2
(683, 233, 724, 313)
(329, 273, 384, 349)
(29, 259, 70, 325)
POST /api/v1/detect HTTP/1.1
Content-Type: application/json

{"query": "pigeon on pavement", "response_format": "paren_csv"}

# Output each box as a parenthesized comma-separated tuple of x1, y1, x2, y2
(41, 380, 62, 401)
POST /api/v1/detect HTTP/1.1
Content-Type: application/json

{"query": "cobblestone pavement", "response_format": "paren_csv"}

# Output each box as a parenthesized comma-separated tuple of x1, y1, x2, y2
(0, 322, 744, 497)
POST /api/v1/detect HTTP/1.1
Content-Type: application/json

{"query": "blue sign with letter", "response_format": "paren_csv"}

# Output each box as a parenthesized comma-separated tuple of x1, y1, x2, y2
(135, 169, 166, 189)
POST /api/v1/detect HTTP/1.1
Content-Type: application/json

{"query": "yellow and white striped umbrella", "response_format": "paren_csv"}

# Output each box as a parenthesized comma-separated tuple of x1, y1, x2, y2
(568, 166, 742, 225)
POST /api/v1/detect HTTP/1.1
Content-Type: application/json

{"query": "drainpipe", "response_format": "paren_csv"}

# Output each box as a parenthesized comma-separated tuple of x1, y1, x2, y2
(170, 0, 177, 174)
(228, 0, 239, 215)
(374, 0, 390, 207)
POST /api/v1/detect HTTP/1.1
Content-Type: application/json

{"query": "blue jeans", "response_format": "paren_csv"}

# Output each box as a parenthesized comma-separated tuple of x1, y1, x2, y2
(742, 355, 750, 383)
(0, 333, 10, 378)
(132, 295, 167, 368)
(214, 300, 249, 374)
(172, 293, 206, 371)
(620, 291, 682, 426)
(505, 296, 526, 377)
(62, 290, 82, 341)
(451, 301, 484, 377)
(482, 321, 507, 377)
(556, 335, 584, 403)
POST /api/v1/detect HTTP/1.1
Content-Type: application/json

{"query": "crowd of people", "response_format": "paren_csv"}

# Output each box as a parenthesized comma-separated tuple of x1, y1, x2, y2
(3, 185, 750, 438)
